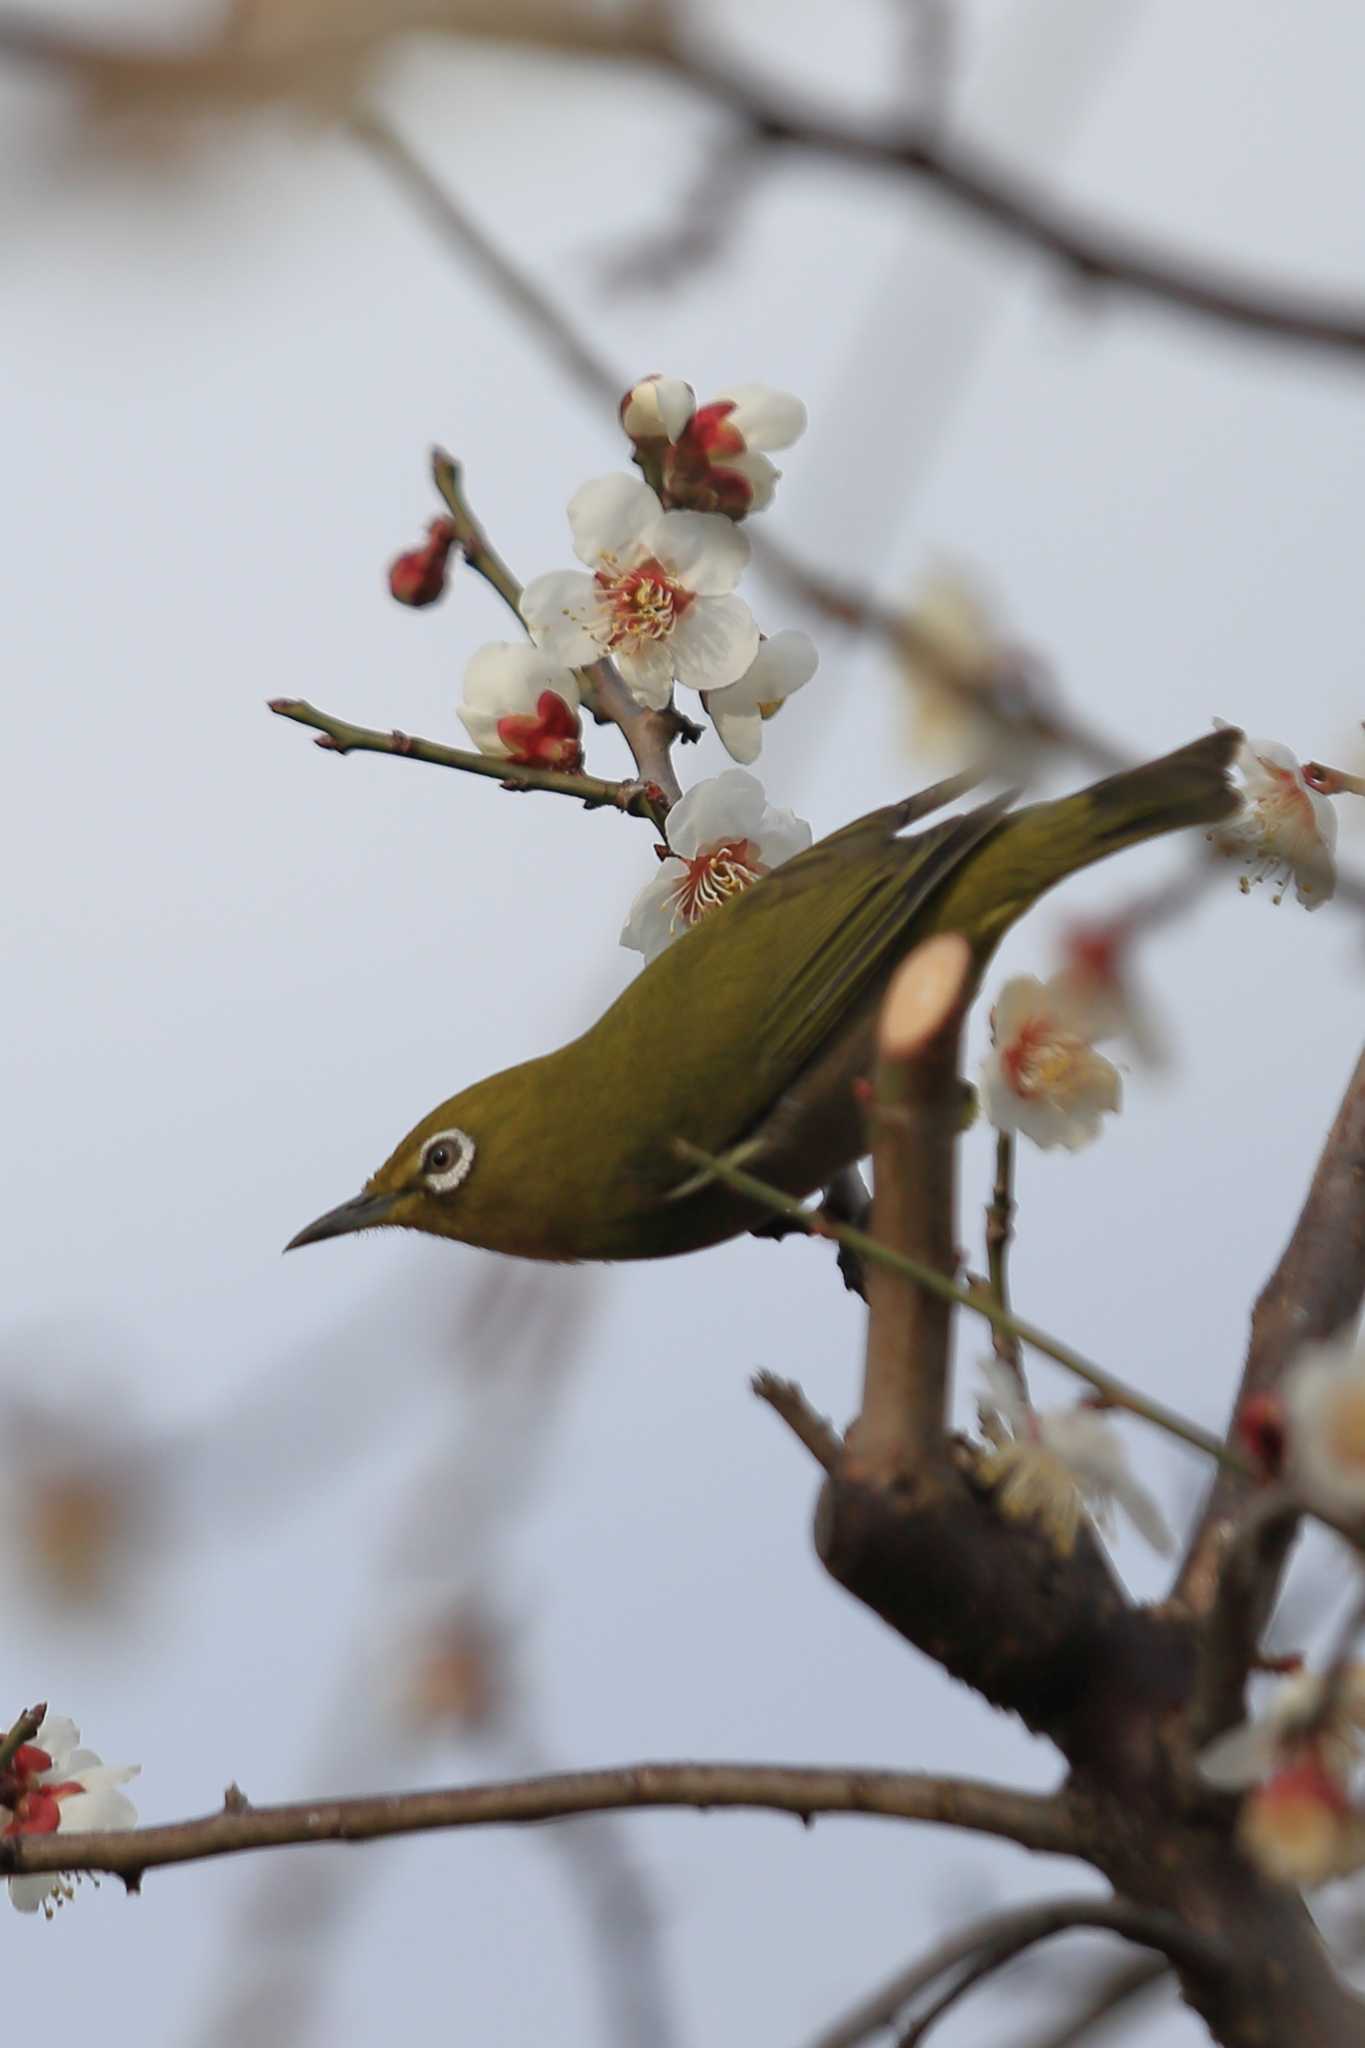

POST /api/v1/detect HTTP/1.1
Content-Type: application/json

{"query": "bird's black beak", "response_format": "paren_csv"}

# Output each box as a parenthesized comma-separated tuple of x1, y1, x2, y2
(285, 1188, 402, 1252)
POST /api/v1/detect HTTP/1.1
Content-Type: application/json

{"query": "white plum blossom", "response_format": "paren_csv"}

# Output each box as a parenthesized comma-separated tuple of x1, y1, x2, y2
(977, 1360, 1171, 1556)
(1198, 1663, 1365, 1884)
(520, 476, 758, 710)
(1199, 1665, 1365, 1791)
(900, 571, 1046, 783)
(1, 1711, 139, 1915)
(979, 975, 1122, 1153)
(1212, 725, 1338, 909)
(1285, 1334, 1365, 1524)
(620, 768, 812, 964)
(620, 375, 695, 444)
(704, 630, 820, 764)
(458, 643, 583, 770)
(665, 383, 808, 515)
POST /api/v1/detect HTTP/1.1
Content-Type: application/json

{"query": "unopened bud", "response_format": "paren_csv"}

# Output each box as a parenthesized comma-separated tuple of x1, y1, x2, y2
(620, 374, 695, 444)
(388, 518, 458, 608)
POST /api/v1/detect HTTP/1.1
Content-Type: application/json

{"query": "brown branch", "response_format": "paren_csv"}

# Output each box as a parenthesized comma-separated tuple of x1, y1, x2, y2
(657, 42, 1365, 368)
(0, 1762, 1079, 1890)
(986, 1128, 1024, 1381)
(809, 1898, 1187, 2048)
(1176, 1047, 1365, 1657)
(846, 934, 973, 1480)
(1004, 1955, 1169, 2048)
(0, 1703, 45, 1775)
(752, 1372, 844, 1474)
(267, 698, 670, 827)
(1186, 1486, 1301, 1750)
(889, 1898, 1222, 2047)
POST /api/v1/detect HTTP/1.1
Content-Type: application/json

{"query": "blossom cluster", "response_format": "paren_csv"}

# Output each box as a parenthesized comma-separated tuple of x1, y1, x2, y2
(448, 375, 816, 787)
(0, 1711, 138, 1916)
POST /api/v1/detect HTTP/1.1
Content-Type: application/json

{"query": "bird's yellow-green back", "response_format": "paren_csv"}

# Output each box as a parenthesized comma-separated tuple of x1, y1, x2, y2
(290, 728, 1240, 1265)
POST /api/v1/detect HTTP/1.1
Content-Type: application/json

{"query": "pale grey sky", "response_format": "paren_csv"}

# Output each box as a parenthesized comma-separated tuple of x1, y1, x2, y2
(5, 3, 1365, 2043)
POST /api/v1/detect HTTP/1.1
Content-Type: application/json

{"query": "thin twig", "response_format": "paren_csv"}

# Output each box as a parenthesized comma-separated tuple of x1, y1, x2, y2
(0, 1704, 45, 1776)
(674, 1141, 1240, 1469)
(889, 1899, 1221, 2047)
(811, 1897, 1212, 2048)
(268, 698, 669, 827)
(1003, 1956, 1169, 2048)
(0, 1762, 1078, 1890)
(752, 1372, 843, 1473)
(986, 1129, 1024, 1381)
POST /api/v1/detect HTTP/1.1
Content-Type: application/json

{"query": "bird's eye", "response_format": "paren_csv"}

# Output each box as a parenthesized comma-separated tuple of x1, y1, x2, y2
(421, 1128, 475, 1194)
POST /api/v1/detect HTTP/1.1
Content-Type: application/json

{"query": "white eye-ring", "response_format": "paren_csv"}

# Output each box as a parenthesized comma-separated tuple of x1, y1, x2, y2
(420, 1128, 476, 1194)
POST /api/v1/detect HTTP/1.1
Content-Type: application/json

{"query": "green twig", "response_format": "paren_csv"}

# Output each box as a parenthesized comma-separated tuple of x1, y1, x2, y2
(674, 1140, 1241, 1470)
(268, 698, 668, 826)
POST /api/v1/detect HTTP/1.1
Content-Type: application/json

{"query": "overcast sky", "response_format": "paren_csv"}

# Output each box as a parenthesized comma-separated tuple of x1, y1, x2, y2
(6, 3, 1365, 2042)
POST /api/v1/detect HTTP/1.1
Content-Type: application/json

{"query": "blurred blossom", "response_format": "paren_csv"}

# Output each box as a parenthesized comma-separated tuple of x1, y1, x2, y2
(1200, 1665, 1365, 1789)
(899, 570, 1046, 782)
(397, 1601, 507, 1736)
(976, 1360, 1170, 1556)
(1051, 917, 1167, 1067)
(979, 973, 1122, 1152)
(1241, 1758, 1361, 1887)
(1286, 1334, 1365, 1523)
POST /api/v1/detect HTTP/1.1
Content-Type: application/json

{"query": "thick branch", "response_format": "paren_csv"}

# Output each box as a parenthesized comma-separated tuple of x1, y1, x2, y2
(1176, 1047, 1365, 1669)
(848, 935, 973, 1479)
(267, 698, 668, 826)
(0, 1762, 1078, 1889)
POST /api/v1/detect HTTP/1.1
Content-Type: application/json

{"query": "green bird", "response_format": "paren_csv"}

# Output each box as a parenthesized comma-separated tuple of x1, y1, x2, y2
(287, 728, 1239, 1264)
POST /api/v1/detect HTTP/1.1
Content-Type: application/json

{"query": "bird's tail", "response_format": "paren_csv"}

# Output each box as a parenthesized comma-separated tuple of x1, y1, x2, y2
(926, 726, 1243, 951)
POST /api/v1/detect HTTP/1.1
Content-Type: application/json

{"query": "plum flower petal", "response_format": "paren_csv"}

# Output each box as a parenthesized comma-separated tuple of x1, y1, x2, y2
(1213, 726, 1338, 909)
(706, 630, 819, 764)
(1198, 1665, 1365, 1790)
(663, 383, 807, 517)
(524, 477, 757, 707)
(977, 1361, 1170, 1556)
(458, 644, 583, 770)
(900, 571, 1046, 784)
(2, 1711, 139, 1915)
(1285, 1335, 1365, 1524)
(620, 375, 696, 444)
(979, 975, 1122, 1153)
(620, 769, 812, 964)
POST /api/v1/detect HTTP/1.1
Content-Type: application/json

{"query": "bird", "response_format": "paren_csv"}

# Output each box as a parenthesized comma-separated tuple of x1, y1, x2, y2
(287, 727, 1240, 1265)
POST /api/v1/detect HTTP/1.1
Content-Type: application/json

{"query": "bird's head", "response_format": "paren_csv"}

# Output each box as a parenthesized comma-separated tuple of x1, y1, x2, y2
(286, 1104, 482, 1253)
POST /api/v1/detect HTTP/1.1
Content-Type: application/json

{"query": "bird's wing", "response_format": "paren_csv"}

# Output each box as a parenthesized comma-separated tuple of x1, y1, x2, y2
(747, 796, 1011, 1079)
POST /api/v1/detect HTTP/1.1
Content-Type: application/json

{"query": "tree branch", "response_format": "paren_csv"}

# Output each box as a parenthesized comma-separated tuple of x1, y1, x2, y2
(0, 1762, 1078, 1890)
(674, 1141, 1237, 1468)
(809, 1898, 1189, 2048)
(657, 40, 1365, 369)
(1004, 1956, 1169, 2048)
(1176, 1045, 1365, 1654)
(888, 1898, 1222, 2047)
(267, 698, 670, 826)
(847, 934, 973, 1479)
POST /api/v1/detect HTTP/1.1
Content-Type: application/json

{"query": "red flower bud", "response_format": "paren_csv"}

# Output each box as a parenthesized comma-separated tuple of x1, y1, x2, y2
(388, 518, 458, 608)
(1239, 1392, 1288, 1478)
